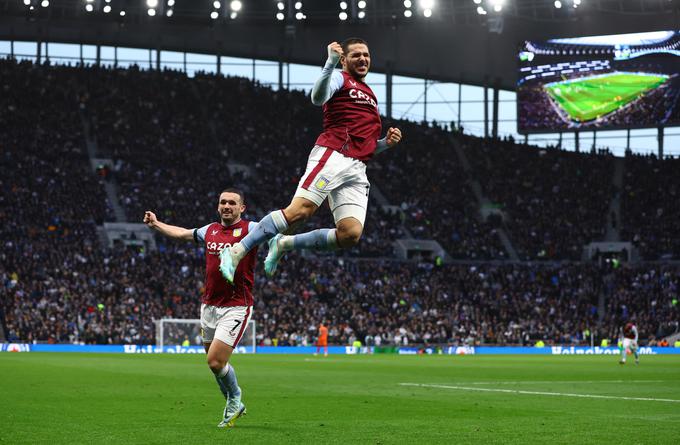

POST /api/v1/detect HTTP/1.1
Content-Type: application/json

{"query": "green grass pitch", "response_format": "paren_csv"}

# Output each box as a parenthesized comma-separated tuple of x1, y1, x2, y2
(544, 72, 668, 122)
(1, 353, 679, 444)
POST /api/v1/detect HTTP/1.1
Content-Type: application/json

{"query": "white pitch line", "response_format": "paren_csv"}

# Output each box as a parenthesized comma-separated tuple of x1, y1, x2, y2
(399, 383, 680, 403)
(462, 380, 666, 385)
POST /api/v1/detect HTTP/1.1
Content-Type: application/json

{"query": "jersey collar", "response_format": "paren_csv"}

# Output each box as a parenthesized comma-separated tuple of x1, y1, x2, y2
(220, 218, 242, 229)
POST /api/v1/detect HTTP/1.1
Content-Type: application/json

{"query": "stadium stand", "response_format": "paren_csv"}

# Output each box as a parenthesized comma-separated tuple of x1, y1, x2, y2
(461, 134, 614, 260)
(622, 153, 680, 260)
(1, 58, 679, 348)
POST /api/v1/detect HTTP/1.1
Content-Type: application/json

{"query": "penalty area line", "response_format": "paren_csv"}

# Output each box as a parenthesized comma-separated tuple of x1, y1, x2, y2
(399, 383, 680, 403)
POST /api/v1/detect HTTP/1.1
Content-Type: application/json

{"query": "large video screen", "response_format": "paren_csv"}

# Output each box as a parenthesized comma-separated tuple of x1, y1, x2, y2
(517, 30, 680, 133)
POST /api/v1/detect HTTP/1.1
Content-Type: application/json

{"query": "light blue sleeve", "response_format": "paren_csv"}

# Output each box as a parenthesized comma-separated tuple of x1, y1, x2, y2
(311, 68, 344, 106)
(375, 138, 389, 154)
(248, 221, 258, 232)
(193, 224, 211, 243)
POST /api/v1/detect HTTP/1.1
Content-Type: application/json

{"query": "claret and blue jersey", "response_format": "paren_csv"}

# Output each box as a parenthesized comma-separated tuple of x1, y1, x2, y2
(193, 219, 258, 307)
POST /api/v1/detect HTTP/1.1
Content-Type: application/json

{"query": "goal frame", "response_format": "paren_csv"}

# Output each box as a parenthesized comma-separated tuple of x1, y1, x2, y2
(156, 318, 256, 353)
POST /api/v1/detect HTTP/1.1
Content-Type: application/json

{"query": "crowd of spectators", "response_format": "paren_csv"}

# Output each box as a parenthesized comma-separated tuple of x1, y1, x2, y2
(602, 265, 679, 343)
(1, 57, 678, 349)
(77, 65, 503, 259)
(79, 66, 228, 227)
(622, 153, 680, 260)
(367, 120, 507, 260)
(462, 134, 614, 260)
(72, 67, 404, 257)
(4, 59, 635, 263)
(3, 237, 678, 347)
(0, 59, 112, 227)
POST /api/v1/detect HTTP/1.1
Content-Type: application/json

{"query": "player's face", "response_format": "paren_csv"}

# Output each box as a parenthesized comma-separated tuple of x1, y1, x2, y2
(217, 192, 245, 226)
(341, 43, 370, 80)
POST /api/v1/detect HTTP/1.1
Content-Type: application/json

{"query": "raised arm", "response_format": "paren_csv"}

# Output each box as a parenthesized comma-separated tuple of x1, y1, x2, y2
(143, 211, 194, 241)
(311, 41, 345, 106)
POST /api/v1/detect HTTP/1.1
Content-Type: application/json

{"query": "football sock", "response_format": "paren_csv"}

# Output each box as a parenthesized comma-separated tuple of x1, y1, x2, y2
(238, 210, 289, 256)
(620, 346, 626, 362)
(214, 372, 230, 400)
(217, 364, 241, 398)
(282, 228, 338, 251)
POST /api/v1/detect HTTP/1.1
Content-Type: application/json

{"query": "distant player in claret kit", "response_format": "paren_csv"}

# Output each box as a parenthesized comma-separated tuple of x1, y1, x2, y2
(619, 322, 639, 365)
(219, 37, 403, 283)
(315, 322, 329, 357)
(143, 188, 255, 428)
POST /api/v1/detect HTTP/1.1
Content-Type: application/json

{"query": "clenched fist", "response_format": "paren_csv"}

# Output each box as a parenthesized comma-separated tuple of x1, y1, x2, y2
(143, 211, 157, 227)
(385, 127, 402, 147)
(327, 41, 343, 65)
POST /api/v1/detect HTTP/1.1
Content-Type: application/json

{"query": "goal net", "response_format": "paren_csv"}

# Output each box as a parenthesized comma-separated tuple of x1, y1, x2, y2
(155, 318, 256, 353)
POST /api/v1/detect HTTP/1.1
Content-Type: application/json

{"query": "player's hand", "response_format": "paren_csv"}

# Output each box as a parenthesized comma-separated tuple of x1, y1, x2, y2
(385, 127, 402, 147)
(327, 41, 343, 65)
(143, 211, 157, 227)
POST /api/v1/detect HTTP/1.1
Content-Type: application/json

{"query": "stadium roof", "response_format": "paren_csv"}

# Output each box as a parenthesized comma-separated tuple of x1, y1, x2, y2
(0, 0, 675, 89)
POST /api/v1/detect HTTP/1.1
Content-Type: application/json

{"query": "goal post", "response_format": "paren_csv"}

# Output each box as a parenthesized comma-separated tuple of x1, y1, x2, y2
(155, 318, 256, 353)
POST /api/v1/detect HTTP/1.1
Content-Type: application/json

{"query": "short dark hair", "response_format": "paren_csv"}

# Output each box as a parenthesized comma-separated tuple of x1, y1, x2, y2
(220, 188, 245, 205)
(341, 37, 368, 55)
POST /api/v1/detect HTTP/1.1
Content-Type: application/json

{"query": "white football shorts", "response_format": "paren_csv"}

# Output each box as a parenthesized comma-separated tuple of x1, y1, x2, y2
(294, 145, 370, 226)
(200, 304, 253, 348)
(623, 338, 638, 351)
